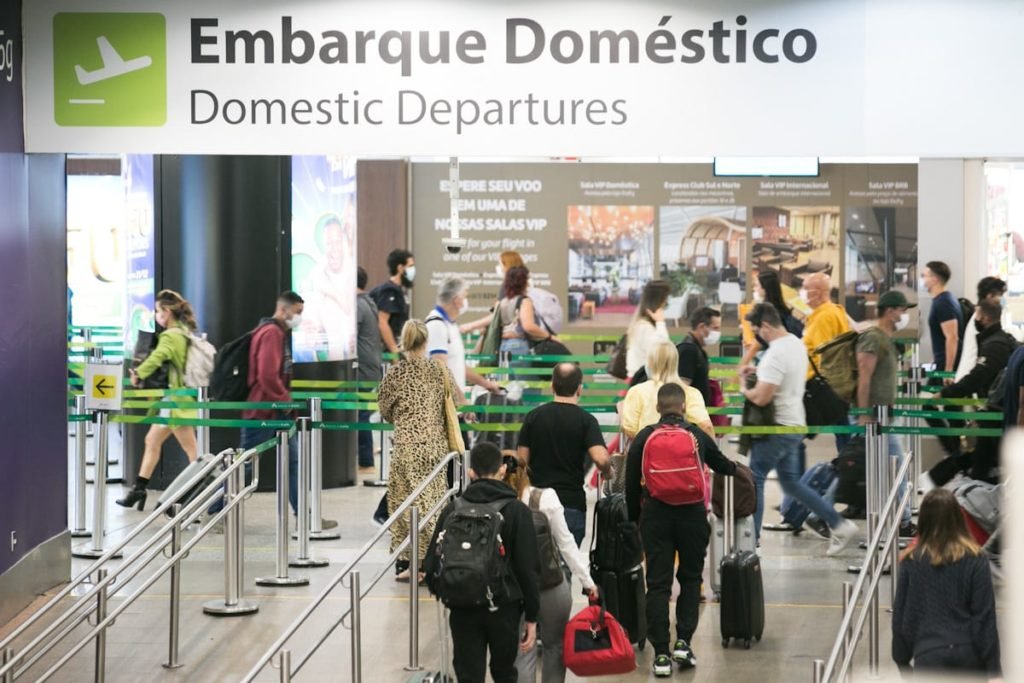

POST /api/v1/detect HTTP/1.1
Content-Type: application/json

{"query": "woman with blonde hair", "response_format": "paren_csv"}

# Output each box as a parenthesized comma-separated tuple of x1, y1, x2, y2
(503, 451, 597, 683)
(892, 488, 1001, 680)
(620, 341, 714, 440)
(378, 319, 460, 582)
(117, 289, 198, 510)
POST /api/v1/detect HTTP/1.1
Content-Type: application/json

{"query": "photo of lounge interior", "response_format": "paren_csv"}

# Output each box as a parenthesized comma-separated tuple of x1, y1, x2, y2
(844, 206, 919, 327)
(751, 205, 841, 311)
(658, 206, 747, 327)
(567, 204, 655, 328)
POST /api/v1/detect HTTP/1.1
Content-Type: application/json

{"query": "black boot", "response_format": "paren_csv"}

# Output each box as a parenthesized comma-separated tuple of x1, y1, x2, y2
(116, 488, 147, 511)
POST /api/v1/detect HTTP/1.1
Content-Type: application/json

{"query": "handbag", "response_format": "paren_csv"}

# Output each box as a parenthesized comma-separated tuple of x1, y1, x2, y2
(441, 369, 466, 453)
(479, 306, 503, 363)
(804, 355, 849, 428)
(563, 598, 637, 677)
(133, 329, 170, 390)
(707, 378, 730, 427)
(605, 334, 628, 380)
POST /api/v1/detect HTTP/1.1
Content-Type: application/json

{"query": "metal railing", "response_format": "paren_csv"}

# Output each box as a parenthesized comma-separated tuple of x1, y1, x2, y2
(0, 442, 270, 681)
(814, 417, 916, 683)
(243, 449, 468, 682)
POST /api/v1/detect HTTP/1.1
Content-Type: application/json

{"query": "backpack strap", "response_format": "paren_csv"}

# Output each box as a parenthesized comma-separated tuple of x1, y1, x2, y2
(528, 488, 543, 512)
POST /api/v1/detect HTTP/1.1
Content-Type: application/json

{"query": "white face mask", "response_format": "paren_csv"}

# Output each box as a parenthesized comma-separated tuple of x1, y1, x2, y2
(704, 329, 721, 345)
(496, 264, 505, 278)
(404, 265, 416, 283)
(286, 313, 303, 330)
(753, 290, 764, 304)
(799, 288, 810, 304)
(895, 312, 910, 331)
(459, 297, 470, 316)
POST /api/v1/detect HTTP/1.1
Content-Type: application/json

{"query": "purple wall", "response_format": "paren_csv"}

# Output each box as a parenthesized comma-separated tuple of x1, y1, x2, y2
(0, 0, 23, 153)
(0, 153, 67, 575)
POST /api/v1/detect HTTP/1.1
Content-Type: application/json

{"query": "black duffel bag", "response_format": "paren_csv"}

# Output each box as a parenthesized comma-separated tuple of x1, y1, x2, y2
(833, 435, 866, 507)
(804, 356, 849, 431)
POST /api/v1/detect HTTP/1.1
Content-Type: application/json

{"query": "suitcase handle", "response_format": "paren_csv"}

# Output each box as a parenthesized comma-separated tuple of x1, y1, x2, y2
(724, 469, 735, 554)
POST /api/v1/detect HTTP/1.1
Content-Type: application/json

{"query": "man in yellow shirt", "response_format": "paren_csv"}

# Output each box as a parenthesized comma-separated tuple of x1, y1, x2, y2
(802, 273, 851, 377)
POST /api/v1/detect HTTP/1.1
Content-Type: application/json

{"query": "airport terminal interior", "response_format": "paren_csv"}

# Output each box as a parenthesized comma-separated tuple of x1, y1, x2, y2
(2, 2, 1024, 682)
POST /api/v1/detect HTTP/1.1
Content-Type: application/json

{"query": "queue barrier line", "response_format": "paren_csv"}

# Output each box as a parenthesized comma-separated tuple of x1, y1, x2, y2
(120, 400, 306, 411)
(67, 414, 91, 423)
(892, 409, 1004, 421)
(110, 415, 294, 430)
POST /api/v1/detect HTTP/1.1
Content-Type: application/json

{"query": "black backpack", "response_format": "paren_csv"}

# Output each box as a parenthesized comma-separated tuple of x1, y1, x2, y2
(589, 493, 643, 575)
(209, 322, 273, 401)
(527, 489, 564, 589)
(833, 436, 866, 508)
(430, 498, 516, 610)
(958, 297, 976, 338)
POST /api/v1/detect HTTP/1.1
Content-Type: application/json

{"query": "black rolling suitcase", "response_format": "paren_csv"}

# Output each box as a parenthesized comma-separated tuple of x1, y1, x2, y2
(474, 390, 521, 451)
(589, 489, 646, 648)
(718, 475, 765, 649)
(156, 453, 220, 517)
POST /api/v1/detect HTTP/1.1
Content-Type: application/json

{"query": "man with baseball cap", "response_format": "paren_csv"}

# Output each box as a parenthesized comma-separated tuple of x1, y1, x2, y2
(855, 290, 917, 536)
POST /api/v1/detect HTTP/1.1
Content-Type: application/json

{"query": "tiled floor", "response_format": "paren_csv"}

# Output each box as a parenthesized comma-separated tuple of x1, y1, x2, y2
(0, 430, 1001, 682)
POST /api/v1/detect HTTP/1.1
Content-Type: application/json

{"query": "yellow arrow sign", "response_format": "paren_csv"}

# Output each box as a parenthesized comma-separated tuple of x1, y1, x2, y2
(92, 374, 117, 399)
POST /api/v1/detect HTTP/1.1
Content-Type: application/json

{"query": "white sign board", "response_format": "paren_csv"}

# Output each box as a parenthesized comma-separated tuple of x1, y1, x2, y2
(84, 361, 124, 412)
(20, 0, 1024, 156)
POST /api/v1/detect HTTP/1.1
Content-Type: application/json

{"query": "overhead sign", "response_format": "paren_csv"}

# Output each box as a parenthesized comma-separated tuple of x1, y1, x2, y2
(0, 0, 22, 152)
(84, 361, 124, 412)
(20, 1, 1024, 156)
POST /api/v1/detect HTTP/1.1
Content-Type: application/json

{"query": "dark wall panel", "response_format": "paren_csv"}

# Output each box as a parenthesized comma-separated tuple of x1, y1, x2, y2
(357, 160, 408, 286)
(0, 153, 68, 575)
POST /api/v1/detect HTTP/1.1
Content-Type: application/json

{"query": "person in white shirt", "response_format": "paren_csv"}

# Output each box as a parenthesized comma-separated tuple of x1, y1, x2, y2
(504, 452, 597, 683)
(625, 280, 672, 378)
(955, 276, 1024, 382)
(426, 277, 501, 396)
(740, 303, 857, 555)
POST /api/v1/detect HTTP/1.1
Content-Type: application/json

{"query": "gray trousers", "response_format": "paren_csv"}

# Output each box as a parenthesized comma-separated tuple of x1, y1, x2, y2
(515, 579, 573, 683)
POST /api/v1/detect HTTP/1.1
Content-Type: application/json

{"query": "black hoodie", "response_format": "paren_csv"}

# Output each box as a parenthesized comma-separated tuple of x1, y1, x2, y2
(943, 323, 1018, 399)
(425, 478, 541, 622)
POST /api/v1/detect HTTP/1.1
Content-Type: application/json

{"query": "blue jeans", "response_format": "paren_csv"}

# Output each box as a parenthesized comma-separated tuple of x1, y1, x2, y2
(357, 409, 375, 468)
(563, 506, 586, 548)
(887, 433, 912, 526)
(209, 423, 298, 515)
(750, 434, 841, 541)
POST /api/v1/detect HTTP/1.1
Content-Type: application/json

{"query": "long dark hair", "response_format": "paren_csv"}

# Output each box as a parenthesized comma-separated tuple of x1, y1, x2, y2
(632, 280, 671, 326)
(758, 271, 791, 317)
(503, 266, 530, 298)
(904, 489, 981, 566)
(155, 289, 197, 331)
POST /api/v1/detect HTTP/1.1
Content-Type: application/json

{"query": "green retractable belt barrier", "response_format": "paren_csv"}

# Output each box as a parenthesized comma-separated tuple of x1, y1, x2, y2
(111, 415, 294, 430)
(120, 400, 306, 411)
(892, 409, 1003, 421)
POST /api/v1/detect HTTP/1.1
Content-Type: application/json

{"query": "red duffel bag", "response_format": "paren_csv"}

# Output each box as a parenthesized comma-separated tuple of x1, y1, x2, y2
(563, 598, 637, 677)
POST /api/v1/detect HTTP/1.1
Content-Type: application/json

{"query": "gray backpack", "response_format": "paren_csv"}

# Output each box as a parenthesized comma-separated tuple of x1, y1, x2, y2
(528, 489, 565, 589)
(954, 480, 1001, 533)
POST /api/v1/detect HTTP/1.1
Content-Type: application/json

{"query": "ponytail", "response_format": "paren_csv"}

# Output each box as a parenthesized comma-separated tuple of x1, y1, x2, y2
(155, 289, 198, 331)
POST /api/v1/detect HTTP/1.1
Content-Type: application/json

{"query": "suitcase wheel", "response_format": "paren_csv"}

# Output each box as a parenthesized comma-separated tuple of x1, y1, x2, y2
(744, 639, 752, 650)
(713, 592, 721, 603)
(721, 638, 729, 649)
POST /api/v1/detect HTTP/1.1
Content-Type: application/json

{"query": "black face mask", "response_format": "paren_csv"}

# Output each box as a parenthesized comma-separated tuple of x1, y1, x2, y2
(974, 319, 987, 334)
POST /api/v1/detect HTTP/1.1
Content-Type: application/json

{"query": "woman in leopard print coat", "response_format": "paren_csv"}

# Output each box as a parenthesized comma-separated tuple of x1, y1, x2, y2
(378, 319, 458, 581)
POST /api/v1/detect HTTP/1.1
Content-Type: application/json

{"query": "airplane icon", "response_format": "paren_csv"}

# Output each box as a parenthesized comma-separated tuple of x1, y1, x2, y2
(75, 36, 152, 85)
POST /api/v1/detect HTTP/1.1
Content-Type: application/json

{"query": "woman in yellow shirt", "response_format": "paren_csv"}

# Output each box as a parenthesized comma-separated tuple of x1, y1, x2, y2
(620, 341, 714, 441)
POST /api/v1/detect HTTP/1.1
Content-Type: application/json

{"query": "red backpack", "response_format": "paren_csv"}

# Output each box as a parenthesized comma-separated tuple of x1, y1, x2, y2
(641, 424, 705, 506)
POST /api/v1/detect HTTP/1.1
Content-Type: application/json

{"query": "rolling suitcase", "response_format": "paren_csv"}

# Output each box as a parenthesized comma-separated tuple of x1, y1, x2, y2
(718, 475, 765, 649)
(474, 390, 521, 452)
(708, 514, 756, 600)
(589, 488, 646, 648)
(156, 453, 221, 517)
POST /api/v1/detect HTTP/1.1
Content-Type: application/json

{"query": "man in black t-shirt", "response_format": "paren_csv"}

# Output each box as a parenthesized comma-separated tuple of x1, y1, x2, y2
(370, 248, 415, 353)
(518, 362, 612, 546)
(678, 307, 721, 404)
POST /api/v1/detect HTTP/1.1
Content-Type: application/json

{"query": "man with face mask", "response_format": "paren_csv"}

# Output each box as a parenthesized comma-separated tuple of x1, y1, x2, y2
(240, 292, 337, 527)
(855, 290, 915, 536)
(426, 276, 502, 398)
(370, 249, 415, 354)
(676, 307, 721, 405)
(924, 300, 1018, 473)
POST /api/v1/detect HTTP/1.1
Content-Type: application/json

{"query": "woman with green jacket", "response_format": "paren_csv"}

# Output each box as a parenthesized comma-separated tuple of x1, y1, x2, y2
(116, 290, 198, 511)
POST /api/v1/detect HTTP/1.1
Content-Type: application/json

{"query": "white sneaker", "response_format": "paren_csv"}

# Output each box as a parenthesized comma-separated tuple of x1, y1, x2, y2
(826, 520, 859, 557)
(918, 471, 936, 495)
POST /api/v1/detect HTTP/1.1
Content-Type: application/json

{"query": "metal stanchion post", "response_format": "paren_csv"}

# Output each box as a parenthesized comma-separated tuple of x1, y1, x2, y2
(842, 581, 853, 683)
(460, 450, 471, 493)
(71, 395, 90, 538)
(163, 504, 184, 669)
(257, 432, 309, 586)
(278, 650, 292, 683)
(812, 658, 824, 683)
(889, 453, 901, 609)
(404, 506, 422, 673)
(74, 412, 121, 559)
(94, 568, 108, 683)
(910, 362, 924, 513)
(350, 571, 362, 683)
(2, 647, 15, 683)
(868, 511, 880, 679)
(204, 451, 259, 616)
(290, 419, 328, 568)
(848, 419, 877, 574)
(365, 361, 391, 488)
(195, 386, 210, 457)
(307, 398, 339, 541)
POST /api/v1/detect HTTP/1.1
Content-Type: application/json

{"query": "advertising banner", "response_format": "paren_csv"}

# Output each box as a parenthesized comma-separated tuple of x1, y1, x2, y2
(412, 162, 918, 336)
(291, 155, 358, 362)
(124, 154, 156, 351)
(0, 0, 22, 152)
(67, 171, 127, 331)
